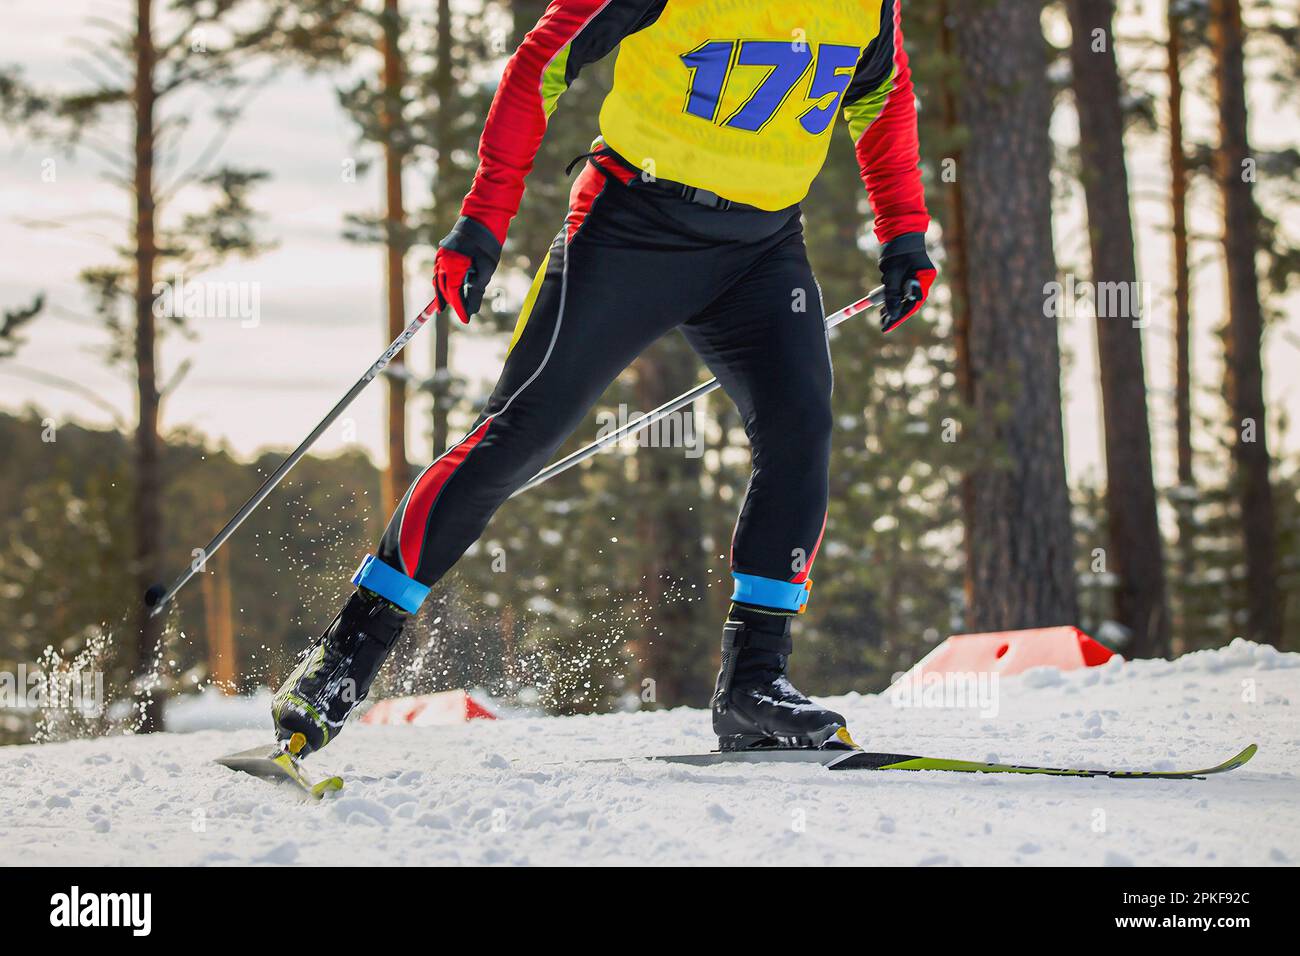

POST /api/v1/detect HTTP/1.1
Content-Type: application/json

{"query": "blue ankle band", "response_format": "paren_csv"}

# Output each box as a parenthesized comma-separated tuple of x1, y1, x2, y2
(730, 572, 811, 613)
(351, 555, 429, 613)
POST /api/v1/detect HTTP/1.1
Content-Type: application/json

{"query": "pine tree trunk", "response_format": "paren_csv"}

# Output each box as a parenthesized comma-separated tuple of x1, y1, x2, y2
(431, 0, 455, 456)
(202, 510, 237, 692)
(132, 0, 164, 732)
(1066, 0, 1170, 656)
(216, 550, 235, 690)
(952, 0, 1079, 630)
(1167, 1, 1195, 649)
(938, 0, 977, 615)
(380, 0, 409, 506)
(1209, 0, 1281, 645)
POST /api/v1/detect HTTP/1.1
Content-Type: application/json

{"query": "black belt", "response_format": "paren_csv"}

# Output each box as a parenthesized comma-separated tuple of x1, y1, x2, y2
(667, 183, 745, 210)
(566, 145, 759, 212)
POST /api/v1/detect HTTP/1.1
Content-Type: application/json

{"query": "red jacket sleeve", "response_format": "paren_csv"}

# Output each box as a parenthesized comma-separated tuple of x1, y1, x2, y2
(841, 0, 929, 244)
(460, 0, 662, 245)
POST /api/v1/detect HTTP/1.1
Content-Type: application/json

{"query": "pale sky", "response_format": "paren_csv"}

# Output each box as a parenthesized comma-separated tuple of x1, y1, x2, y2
(2, 0, 1297, 494)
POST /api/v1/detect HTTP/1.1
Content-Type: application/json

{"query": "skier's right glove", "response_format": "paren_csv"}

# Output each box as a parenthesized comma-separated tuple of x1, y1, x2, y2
(878, 231, 937, 333)
(433, 216, 502, 325)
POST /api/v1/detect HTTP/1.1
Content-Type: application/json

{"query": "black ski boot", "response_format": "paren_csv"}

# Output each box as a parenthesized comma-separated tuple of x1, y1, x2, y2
(272, 589, 407, 757)
(711, 609, 851, 751)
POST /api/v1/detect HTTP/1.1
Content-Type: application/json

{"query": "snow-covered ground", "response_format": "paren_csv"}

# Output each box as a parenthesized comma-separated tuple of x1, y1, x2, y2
(3, 639, 1298, 866)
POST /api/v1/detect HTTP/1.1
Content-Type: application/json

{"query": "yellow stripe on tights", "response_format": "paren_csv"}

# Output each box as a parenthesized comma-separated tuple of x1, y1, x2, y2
(507, 250, 551, 356)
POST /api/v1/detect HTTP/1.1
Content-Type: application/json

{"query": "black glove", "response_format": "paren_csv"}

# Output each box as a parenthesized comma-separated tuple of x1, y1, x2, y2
(878, 231, 936, 333)
(433, 216, 502, 324)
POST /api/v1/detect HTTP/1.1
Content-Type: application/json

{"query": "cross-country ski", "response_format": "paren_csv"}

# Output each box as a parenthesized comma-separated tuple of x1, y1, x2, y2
(604, 741, 1259, 779)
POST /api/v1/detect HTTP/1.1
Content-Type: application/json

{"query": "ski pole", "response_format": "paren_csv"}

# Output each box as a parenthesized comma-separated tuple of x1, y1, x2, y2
(144, 298, 442, 615)
(510, 285, 887, 498)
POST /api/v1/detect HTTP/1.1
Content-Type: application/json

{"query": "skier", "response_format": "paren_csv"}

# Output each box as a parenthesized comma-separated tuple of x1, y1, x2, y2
(273, 0, 935, 757)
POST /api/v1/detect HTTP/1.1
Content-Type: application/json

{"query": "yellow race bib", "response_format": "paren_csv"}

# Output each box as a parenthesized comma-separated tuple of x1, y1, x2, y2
(600, 0, 885, 209)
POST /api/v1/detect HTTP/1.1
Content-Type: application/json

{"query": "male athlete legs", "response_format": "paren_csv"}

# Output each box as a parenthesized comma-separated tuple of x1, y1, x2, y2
(683, 223, 848, 749)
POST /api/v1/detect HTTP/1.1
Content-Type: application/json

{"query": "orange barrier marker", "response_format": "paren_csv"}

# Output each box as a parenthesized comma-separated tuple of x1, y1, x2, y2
(361, 689, 498, 726)
(895, 626, 1118, 684)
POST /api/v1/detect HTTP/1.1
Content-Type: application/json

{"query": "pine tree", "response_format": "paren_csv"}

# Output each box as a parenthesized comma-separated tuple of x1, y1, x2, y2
(1167, 0, 1197, 650)
(0, 0, 309, 728)
(1209, 0, 1281, 645)
(1065, 0, 1171, 656)
(949, 0, 1079, 630)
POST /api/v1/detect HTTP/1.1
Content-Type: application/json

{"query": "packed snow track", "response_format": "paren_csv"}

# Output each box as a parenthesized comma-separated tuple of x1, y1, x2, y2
(3, 640, 1297, 866)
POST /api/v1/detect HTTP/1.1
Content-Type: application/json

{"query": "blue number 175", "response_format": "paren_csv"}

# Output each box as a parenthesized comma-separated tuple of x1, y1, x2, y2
(681, 41, 861, 136)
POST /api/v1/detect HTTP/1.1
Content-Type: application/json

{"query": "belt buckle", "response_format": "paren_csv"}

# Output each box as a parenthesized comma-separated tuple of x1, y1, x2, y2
(676, 183, 734, 211)
(694, 188, 725, 209)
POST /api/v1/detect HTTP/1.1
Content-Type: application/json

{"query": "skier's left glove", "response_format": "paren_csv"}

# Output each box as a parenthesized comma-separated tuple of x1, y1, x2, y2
(433, 216, 502, 325)
(878, 232, 937, 333)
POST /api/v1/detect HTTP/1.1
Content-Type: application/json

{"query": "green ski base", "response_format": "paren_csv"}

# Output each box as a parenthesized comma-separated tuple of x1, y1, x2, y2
(216, 745, 343, 800)
(634, 743, 1258, 779)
